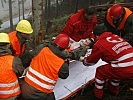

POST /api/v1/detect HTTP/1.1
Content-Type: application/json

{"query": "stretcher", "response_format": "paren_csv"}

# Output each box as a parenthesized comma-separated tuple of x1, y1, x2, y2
(54, 59, 106, 100)
(53, 40, 106, 100)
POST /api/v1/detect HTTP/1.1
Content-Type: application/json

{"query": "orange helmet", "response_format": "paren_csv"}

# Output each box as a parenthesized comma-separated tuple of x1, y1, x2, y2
(109, 4, 124, 19)
(54, 34, 70, 49)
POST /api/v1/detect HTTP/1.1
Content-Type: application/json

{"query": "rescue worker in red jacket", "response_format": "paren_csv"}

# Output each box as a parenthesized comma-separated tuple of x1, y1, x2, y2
(0, 33, 24, 100)
(8, 20, 33, 68)
(104, 4, 133, 46)
(18, 34, 85, 100)
(82, 24, 133, 99)
(60, 7, 97, 42)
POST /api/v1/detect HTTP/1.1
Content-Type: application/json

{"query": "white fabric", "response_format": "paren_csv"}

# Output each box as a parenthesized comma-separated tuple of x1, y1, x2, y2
(54, 60, 106, 100)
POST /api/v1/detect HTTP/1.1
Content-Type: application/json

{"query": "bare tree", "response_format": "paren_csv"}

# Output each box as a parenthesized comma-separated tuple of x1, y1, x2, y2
(32, 0, 43, 46)
(56, 0, 59, 17)
(22, 0, 25, 19)
(18, 0, 20, 21)
(75, 0, 78, 13)
(9, 0, 13, 31)
(48, 0, 51, 20)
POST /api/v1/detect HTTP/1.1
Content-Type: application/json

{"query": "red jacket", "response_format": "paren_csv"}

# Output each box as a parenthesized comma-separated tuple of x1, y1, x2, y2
(60, 9, 97, 42)
(86, 32, 133, 71)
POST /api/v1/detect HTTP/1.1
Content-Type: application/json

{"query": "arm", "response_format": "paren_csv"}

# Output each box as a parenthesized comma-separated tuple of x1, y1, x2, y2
(82, 16, 97, 40)
(60, 17, 74, 36)
(12, 57, 25, 78)
(83, 45, 103, 66)
(58, 60, 69, 79)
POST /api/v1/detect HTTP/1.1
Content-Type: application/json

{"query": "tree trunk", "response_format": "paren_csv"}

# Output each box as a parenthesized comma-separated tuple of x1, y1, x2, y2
(75, 0, 78, 13)
(18, 0, 20, 21)
(9, 0, 13, 31)
(22, 0, 25, 19)
(47, 0, 51, 20)
(56, 0, 59, 17)
(32, 0, 43, 46)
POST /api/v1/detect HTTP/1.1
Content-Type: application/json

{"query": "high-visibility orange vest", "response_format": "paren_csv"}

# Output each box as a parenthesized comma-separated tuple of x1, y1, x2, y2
(8, 31, 25, 56)
(0, 55, 21, 98)
(106, 7, 132, 30)
(25, 47, 65, 93)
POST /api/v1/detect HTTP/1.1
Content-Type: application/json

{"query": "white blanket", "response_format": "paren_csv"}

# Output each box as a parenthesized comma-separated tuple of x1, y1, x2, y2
(54, 60, 106, 100)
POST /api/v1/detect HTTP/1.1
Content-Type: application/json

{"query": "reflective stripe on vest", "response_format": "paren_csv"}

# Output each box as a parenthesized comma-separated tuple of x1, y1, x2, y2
(25, 47, 64, 93)
(0, 55, 21, 98)
(26, 67, 55, 90)
(0, 87, 20, 95)
(28, 67, 56, 84)
(0, 80, 18, 87)
(106, 7, 132, 30)
(25, 66, 56, 91)
(26, 71, 55, 90)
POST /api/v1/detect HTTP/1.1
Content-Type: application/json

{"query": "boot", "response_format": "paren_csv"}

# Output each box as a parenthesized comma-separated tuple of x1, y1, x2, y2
(94, 87, 103, 100)
(106, 81, 119, 95)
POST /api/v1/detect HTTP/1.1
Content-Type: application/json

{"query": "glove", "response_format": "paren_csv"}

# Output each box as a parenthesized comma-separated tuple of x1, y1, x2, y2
(82, 57, 90, 66)
(82, 57, 95, 66)
(69, 46, 87, 60)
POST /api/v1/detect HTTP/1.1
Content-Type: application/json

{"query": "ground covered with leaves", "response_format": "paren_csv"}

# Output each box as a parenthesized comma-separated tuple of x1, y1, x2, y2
(69, 80, 133, 100)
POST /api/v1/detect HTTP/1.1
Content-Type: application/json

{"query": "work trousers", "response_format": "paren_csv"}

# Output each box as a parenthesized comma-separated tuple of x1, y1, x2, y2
(18, 80, 55, 100)
(94, 64, 133, 99)
(0, 96, 18, 100)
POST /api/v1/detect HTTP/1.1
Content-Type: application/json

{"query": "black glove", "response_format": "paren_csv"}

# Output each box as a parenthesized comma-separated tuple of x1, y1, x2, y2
(69, 46, 87, 60)
(82, 57, 89, 66)
(82, 57, 94, 66)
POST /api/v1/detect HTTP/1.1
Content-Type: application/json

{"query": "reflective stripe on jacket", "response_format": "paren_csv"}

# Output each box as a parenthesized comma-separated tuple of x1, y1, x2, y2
(0, 55, 21, 98)
(8, 31, 25, 56)
(25, 47, 65, 93)
(86, 32, 133, 68)
(106, 7, 132, 30)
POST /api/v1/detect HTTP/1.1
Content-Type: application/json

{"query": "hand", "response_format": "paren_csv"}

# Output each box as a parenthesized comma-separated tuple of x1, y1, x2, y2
(70, 46, 87, 60)
(52, 37, 56, 40)
(82, 57, 90, 66)
(79, 56, 85, 61)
